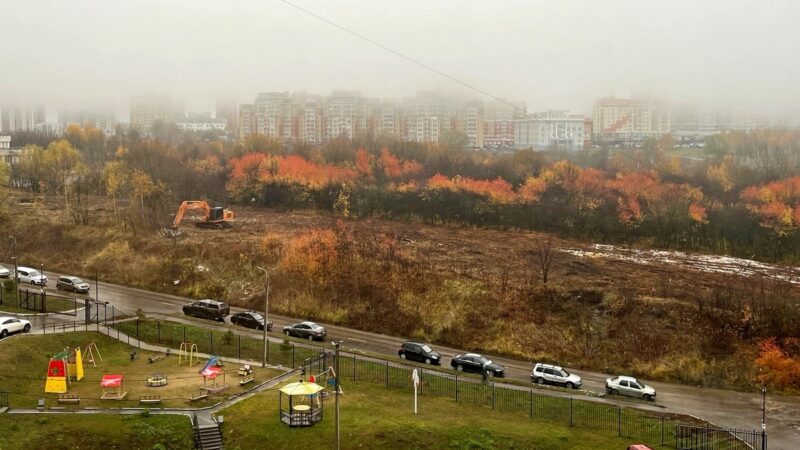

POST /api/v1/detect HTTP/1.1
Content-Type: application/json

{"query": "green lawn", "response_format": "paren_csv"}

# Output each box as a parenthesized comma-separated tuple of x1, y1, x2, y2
(218, 379, 642, 450)
(113, 318, 326, 369)
(0, 413, 194, 450)
(0, 331, 282, 408)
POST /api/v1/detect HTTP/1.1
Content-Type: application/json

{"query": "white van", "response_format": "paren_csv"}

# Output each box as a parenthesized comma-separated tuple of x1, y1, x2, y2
(16, 266, 47, 286)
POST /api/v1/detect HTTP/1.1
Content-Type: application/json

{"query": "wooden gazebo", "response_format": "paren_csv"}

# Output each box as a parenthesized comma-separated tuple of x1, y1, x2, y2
(278, 380, 324, 427)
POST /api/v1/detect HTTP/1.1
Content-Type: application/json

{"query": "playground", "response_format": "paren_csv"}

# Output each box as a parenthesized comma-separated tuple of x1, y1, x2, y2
(0, 331, 283, 408)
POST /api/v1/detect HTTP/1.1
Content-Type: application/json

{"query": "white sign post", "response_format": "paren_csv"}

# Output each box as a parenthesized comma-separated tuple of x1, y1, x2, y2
(412, 369, 420, 414)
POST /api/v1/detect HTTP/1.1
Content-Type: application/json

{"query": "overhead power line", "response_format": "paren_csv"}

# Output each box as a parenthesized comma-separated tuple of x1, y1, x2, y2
(280, 0, 524, 113)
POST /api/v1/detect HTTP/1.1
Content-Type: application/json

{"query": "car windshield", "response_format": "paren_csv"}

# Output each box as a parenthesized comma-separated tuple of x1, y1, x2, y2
(477, 357, 490, 365)
(73, 278, 85, 284)
(421, 345, 432, 353)
(251, 313, 263, 320)
(562, 370, 571, 376)
(29, 270, 41, 277)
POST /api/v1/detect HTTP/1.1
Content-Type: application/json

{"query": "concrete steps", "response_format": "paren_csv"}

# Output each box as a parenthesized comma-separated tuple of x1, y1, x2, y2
(195, 423, 223, 450)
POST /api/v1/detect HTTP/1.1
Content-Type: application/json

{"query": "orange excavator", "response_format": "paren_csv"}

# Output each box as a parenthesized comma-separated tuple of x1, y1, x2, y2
(171, 201, 234, 230)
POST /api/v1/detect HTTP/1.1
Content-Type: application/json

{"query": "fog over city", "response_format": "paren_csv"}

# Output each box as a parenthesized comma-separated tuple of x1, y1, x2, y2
(2, 0, 799, 118)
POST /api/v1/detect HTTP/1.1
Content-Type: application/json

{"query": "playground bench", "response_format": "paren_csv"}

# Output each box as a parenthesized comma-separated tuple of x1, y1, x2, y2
(148, 354, 166, 364)
(139, 395, 162, 405)
(57, 394, 80, 404)
(190, 391, 209, 402)
(239, 374, 255, 386)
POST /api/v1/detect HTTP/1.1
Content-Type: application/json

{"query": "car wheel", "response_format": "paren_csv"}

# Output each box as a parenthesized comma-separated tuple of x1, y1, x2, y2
(456, 364, 464, 372)
(56, 284, 62, 290)
(284, 330, 291, 337)
(425, 358, 431, 365)
(400, 353, 407, 360)
(566, 382, 574, 389)
(0, 329, 7, 338)
(643, 394, 652, 402)
(486, 369, 494, 377)
(23, 324, 30, 332)
(308, 335, 314, 341)
(610, 389, 619, 395)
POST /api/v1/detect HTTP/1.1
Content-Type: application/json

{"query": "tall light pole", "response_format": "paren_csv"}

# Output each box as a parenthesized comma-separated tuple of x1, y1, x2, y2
(333, 340, 341, 450)
(8, 233, 20, 302)
(257, 267, 270, 368)
(761, 386, 767, 449)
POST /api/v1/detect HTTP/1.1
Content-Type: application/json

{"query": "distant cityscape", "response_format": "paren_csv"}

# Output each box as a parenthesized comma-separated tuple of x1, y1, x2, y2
(2, 91, 799, 153)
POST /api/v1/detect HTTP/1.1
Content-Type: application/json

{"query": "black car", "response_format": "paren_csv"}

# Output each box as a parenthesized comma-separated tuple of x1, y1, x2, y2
(182, 299, 230, 321)
(282, 321, 327, 341)
(398, 341, 441, 365)
(450, 353, 505, 377)
(230, 311, 273, 331)
(56, 276, 90, 294)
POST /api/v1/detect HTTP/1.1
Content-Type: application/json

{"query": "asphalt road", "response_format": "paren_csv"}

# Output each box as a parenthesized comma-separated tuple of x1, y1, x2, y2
(5, 268, 800, 449)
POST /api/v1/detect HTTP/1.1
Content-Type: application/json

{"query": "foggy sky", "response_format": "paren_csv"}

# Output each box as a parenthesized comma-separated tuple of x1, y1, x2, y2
(2, 0, 799, 120)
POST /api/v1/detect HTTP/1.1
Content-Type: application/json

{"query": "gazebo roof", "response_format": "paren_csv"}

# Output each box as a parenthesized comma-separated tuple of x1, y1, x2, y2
(100, 374, 124, 387)
(279, 381, 323, 396)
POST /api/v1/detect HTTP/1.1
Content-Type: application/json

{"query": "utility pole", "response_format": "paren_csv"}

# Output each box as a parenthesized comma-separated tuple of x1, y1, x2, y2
(257, 267, 270, 368)
(333, 340, 341, 450)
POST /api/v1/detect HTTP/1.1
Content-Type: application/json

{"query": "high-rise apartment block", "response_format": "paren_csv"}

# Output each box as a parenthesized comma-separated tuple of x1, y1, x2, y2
(0, 105, 46, 132)
(59, 109, 117, 135)
(130, 95, 184, 134)
(592, 97, 670, 144)
(238, 90, 526, 150)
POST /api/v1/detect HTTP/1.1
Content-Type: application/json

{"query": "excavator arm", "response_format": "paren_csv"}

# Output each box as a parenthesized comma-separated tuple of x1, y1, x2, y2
(171, 201, 211, 229)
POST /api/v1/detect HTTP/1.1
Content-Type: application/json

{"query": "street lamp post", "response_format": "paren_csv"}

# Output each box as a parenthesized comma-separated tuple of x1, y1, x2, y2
(256, 267, 270, 368)
(333, 340, 341, 450)
(8, 233, 20, 303)
(761, 386, 767, 449)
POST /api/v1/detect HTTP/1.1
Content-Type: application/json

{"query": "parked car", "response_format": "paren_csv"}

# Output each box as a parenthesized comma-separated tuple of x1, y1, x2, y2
(282, 321, 327, 341)
(531, 363, 582, 389)
(182, 299, 230, 321)
(230, 311, 273, 331)
(0, 265, 10, 278)
(398, 341, 441, 365)
(450, 353, 505, 377)
(56, 276, 90, 294)
(606, 375, 656, 401)
(0, 316, 31, 338)
(16, 266, 47, 286)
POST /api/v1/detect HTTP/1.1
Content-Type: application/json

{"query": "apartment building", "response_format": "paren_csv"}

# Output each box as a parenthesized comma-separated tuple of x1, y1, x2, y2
(483, 100, 525, 149)
(59, 109, 117, 135)
(0, 105, 46, 132)
(130, 95, 183, 134)
(592, 97, 670, 144)
(514, 110, 586, 151)
(324, 91, 367, 141)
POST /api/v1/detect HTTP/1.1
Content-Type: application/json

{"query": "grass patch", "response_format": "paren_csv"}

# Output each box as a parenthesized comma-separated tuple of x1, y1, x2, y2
(0, 331, 282, 408)
(0, 413, 194, 450)
(219, 379, 645, 450)
(113, 318, 326, 369)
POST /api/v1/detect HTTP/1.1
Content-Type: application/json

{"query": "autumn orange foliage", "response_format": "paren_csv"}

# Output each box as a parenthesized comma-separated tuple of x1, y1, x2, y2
(755, 338, 800, 389)
(378, 148, 423, 180)
(426, 173, 516, 203)
(741, 176, 800, 235)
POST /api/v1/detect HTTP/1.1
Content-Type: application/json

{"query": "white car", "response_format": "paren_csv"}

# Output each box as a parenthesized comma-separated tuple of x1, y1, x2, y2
(0, 317, 32, 338)
(605, 375, 656, 401)
(531, 363, 582, 389)
(0, 265, 10, 278)
(16, 266, 47, 286)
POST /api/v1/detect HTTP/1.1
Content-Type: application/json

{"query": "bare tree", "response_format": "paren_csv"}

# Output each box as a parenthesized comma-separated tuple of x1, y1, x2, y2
(523, 240, 555, 289)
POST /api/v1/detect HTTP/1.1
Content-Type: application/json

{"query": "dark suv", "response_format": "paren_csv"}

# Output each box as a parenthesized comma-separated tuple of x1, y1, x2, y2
(398, 341, 441, 365)
(182, 299, 230, 321)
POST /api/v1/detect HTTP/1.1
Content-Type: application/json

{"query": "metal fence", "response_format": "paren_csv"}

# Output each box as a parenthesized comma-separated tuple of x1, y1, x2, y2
(35, 319, 768, 450)
(676, 425, 767, 450)
(16, 288, 79, 315)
